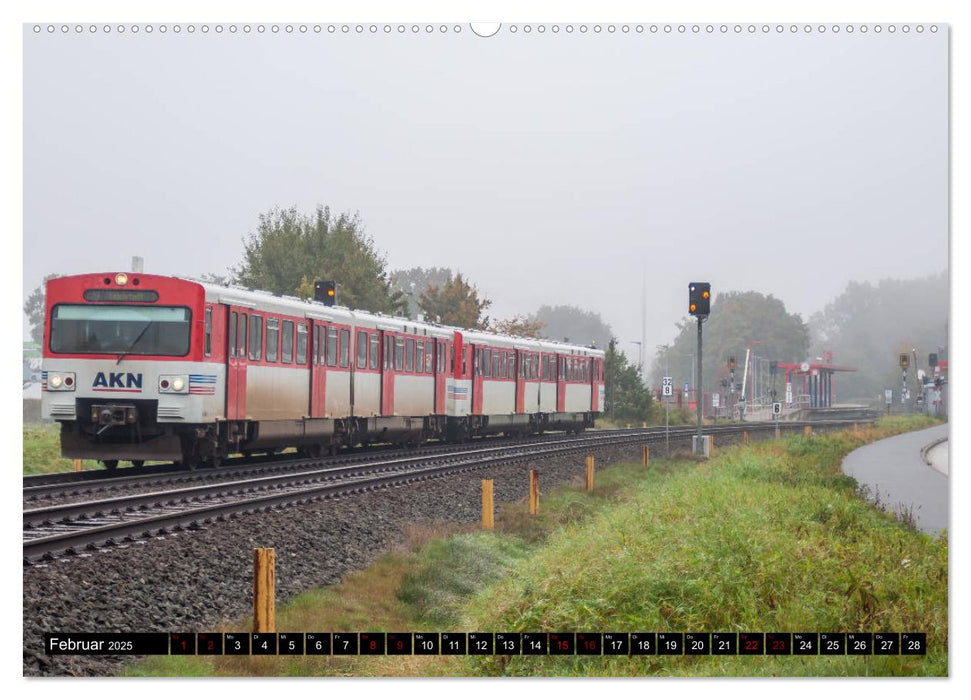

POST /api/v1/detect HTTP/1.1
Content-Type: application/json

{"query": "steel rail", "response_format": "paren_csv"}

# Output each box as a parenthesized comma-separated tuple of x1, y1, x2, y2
(22, 420, 870, 563)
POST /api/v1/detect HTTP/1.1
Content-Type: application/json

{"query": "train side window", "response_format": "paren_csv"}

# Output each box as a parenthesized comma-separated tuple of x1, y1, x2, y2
(281, 320, 294, 363)
(462, 347, 468, 376)
(357, 331, 368, 369)
(266, 318, 279, 362)
(406, 338, 415, 372)
(249, 315, 263, 361)
(229, 312, 237, 358)
(339, 329, 350, 367)
(313, 326, 321, 365)
(395, 337, 404, 371)
(498, 351, 506, 379)
(327, 327, 338, 366)
(296, 323, 308, 364)
(370, 333, 379, 370)
(238, 313, 248, 358)
(416, 340, 424, 374)
(204, 307, 212, 357)
(384, 335, 392, 370)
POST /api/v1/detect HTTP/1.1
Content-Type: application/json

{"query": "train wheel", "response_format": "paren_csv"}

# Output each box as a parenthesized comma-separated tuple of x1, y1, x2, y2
(131, 460, 145, 467)
(102, 460, 118, 470)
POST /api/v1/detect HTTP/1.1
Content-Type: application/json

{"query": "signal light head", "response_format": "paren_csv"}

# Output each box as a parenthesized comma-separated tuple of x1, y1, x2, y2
(688, 282, 711, 317)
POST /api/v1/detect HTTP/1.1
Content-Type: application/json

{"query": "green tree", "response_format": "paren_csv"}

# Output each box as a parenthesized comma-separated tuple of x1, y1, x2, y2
(809, 273, 948, 400)
(605, 338, 656, 424)
(234, 205, 405, 314)
(532, 305, 613, 349)
(389, 266, 454, 319)
(651, 291, 810, 395)
(24, 274, 59, 344)
(491, 315, 546, 338)
(418, 273, 491, 329)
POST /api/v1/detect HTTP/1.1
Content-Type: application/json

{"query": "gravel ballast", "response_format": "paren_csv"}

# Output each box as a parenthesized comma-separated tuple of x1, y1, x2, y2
(24, 440, 669, 677)
(23, 424, 825, 677)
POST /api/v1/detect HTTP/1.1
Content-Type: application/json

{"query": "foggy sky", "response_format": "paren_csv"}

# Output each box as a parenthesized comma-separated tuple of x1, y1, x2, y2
(23, 23, 948, 361)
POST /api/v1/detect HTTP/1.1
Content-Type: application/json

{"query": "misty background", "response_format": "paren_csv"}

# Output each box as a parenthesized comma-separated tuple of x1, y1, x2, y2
(23, 24, 948, 400)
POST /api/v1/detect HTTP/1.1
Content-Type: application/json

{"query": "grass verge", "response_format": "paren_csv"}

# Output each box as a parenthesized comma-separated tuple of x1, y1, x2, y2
(22, 422, 98, 475)
(123, 415, 946, 677)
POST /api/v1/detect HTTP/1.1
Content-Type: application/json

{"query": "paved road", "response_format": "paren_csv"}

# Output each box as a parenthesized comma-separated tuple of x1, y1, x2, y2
(841, 424, 949, 535)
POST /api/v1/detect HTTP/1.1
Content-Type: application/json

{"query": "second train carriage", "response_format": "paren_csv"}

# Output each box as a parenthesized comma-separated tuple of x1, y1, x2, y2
(41, 273, 605, 468)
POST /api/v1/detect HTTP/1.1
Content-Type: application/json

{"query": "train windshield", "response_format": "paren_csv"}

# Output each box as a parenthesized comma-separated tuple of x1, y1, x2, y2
(50, 305, 192, 356)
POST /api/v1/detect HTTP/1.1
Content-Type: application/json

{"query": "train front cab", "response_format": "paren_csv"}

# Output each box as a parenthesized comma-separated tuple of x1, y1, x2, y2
(42, 273, 215, 467)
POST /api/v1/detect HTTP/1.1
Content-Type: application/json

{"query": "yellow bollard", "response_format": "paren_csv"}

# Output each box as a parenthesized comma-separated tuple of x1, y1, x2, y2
(743, 431, 749, 444)
(253, 548, 276, 633)
(585, 456, 595, 492)
(74, 459, 82, 472)
(642, 445, 650, 467)
(482, 479, 494, 530)
(805, 426, 812, 437)
(529, 470, 539, 515)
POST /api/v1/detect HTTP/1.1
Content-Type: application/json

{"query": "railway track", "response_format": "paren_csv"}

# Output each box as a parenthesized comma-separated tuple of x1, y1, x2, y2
(22, 420, 866, 564)
(23, 429, 636, 502)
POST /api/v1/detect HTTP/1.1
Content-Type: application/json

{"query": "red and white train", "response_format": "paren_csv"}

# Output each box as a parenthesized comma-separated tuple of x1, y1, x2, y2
(41, 273, 606, 468)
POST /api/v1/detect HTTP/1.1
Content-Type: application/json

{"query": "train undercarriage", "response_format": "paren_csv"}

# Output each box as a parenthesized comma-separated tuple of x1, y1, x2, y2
(58, 401, 597, 469)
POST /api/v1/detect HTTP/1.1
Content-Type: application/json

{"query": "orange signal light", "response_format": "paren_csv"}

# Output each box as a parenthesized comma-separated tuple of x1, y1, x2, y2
(702, 291, 710, 299)
(327, 289, 335, 296)
(689, 304, 697, 312)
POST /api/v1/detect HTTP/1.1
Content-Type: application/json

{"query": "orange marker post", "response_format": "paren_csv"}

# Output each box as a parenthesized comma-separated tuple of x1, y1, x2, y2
(529, 470, 539, 515)
(253, 548, 276, 633)
(482, 479, 494, 530)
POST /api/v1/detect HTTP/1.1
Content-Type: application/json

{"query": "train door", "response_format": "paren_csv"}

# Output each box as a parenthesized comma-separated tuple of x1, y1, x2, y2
(514, 349, 525, 413)
(310, 321, 326, 417)
(380, 331, 395, 415)
(534, 353, 542, 411)
(471, 345, 484, 414)
(226, 306, 249, 420)
(434, 339, 447, 413)
(556, 354, 567, 413)
(591, 358, 602, 412)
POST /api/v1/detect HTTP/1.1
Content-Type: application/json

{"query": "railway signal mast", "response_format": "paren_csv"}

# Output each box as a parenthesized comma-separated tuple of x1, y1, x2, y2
(688, 282, 710, 457)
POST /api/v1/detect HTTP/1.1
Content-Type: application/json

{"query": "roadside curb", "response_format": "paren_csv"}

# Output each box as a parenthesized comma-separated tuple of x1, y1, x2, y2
(920, 436, 948, 467)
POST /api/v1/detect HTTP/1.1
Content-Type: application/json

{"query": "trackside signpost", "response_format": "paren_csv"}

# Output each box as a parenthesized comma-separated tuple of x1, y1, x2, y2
(662, 376, 672, 455)
(688, 282, 711, 458)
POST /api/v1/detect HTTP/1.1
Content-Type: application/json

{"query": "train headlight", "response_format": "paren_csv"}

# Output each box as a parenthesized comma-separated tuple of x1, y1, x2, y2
(158, 374, 189, 394)
(115, 273, 128, 286)
(46, 372, 76, 391)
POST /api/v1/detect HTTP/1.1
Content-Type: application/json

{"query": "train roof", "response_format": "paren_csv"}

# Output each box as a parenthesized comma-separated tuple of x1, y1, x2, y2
(194, 277, 604, 357)
(52, 272, 603, 357)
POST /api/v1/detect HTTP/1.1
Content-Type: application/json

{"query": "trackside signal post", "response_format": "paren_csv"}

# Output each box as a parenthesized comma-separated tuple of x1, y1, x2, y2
(688, 283, 710, 457)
